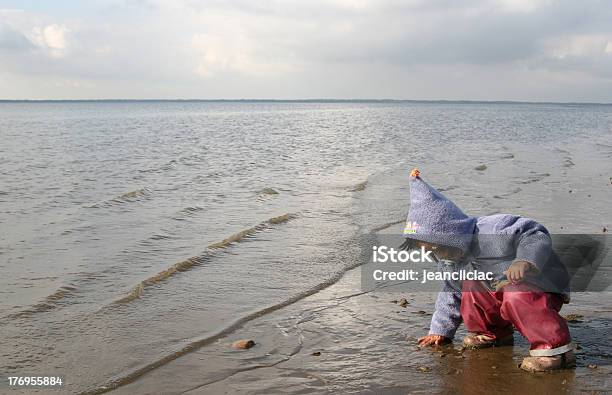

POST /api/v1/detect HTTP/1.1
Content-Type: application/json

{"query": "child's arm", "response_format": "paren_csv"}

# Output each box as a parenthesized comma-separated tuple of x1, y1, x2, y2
(493, 215, 553, 282)
(419, 278, 462, 345)
(430, 281, 463, 337)
(496, 215, 553, 271)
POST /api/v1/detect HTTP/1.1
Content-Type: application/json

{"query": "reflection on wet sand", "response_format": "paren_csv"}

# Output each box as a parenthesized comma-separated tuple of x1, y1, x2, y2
(108, 265, 611, 395)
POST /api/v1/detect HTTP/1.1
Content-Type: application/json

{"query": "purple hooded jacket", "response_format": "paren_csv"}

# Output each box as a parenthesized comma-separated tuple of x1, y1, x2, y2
(404, 169, 570, 338)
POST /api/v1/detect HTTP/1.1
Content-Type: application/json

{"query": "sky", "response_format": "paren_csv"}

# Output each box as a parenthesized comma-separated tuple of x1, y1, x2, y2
(1, 0, 612, 101)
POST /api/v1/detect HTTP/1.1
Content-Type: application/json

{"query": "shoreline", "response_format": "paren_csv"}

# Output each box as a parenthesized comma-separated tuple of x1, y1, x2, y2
(108, 258, 612, 394)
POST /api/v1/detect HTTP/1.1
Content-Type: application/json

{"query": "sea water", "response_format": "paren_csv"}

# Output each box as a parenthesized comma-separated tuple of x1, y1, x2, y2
(1, 101, 611, 392)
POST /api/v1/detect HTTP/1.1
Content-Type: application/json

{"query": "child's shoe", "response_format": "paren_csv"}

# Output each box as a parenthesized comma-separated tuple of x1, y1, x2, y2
(462, 333, 514, 349)
(520, 350, 576, 372)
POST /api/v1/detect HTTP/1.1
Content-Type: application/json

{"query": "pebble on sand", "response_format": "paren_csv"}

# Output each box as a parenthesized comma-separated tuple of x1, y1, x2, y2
(232, 339, 256, 349)
(398, 298, 409, 307)
(351, 181, 368, 192)
(417, 366, 431, 372)
(259, 187, 279, 195)
(311, 351, 321, 356)
(588, 364, 598, 369)
(603, 227, 608, 233)
(474, 164, 487, 171)
(563, 314, 584, 323)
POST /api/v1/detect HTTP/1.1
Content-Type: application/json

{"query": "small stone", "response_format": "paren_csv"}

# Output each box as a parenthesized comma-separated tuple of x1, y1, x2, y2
(475, 164, 487, 171)
(259, 187, 279, 195)
(587, 364, 598, 369)
(491, 365, 497, 369)
(417, 366, 430, 372)
(603, 227, 608, 233)
(398, 298, 409, 307)
(563, 314, 583, 323)
(351, 181, 368, 192)
(231, 339, 255, 350)
(569, 190, 572, 193)
(311, 351, 321, 356)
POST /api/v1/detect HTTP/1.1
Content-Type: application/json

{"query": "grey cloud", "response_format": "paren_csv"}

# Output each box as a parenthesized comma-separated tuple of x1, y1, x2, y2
(1, 0, 612, 100)
(0, 22, 34, 52)
(285, 1, 612, 67)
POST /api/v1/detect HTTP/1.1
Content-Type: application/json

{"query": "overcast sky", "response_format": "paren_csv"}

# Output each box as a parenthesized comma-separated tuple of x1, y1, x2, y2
(1, 0, 612, 101)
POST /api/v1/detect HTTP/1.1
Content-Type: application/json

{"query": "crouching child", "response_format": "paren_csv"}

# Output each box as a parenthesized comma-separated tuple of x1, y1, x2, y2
(401, 169, 575, 372)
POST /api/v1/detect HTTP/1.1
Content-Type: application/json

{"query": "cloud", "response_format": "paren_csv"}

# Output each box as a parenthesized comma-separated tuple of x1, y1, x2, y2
(191, 31, 299, 77)
(544, 34, 612, 59)
(493, 0, 552, 13)
(0, 0, 612, 100)
(29, 24, 69, 57)
(0, 9, 69, 58)
(0, 22, 33, 51)
(36, 24, 68, 50)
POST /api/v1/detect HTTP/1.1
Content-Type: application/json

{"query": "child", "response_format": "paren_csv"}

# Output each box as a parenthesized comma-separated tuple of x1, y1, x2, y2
(402, 169, 574, 372)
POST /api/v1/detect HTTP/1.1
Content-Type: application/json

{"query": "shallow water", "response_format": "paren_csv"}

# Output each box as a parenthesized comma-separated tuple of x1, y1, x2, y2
(110, 268, 612, 395)
(0, 101, 611, 393)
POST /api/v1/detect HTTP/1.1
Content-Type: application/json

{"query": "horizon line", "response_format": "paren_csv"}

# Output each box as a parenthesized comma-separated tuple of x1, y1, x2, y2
(1, 98, 611, 105)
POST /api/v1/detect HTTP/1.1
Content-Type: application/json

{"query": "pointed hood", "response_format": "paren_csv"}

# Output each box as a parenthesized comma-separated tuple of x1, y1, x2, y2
(404, 168, 476, 253)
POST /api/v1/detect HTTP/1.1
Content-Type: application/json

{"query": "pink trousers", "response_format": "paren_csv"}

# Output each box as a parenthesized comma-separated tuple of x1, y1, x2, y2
(461, 280, 572, 356)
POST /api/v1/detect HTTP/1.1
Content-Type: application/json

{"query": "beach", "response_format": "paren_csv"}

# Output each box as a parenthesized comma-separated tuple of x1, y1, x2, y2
(1, 101, 611, 394)
(111, 266, 612, 395)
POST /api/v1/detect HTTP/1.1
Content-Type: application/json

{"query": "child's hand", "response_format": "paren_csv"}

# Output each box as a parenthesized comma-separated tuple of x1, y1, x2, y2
(417, 334, 450, 346)
(504, 260, 533, 283)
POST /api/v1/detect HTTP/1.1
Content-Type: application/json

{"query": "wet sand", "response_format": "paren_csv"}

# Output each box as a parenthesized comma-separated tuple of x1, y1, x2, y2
(110, 264, 611, 395)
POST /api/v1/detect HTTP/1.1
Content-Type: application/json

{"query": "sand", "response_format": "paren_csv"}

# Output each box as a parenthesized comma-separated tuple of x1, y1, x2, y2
(109, 265, 611, 395)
